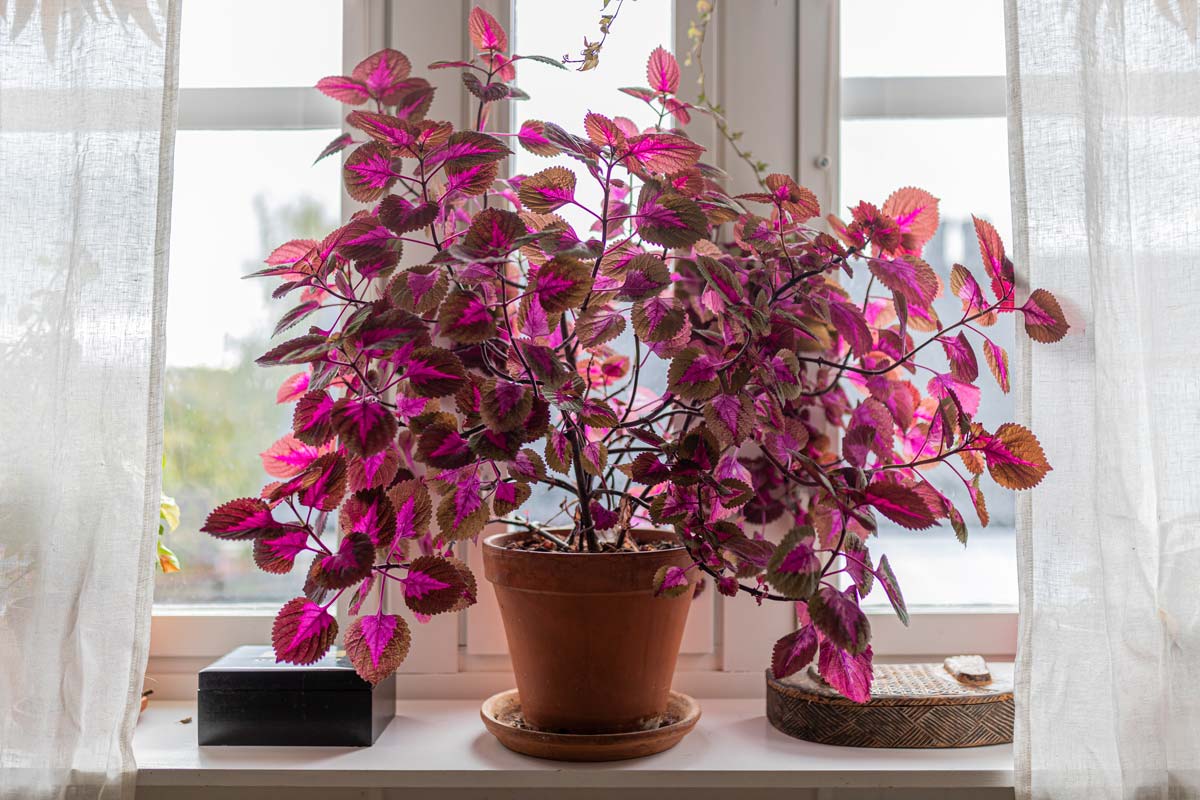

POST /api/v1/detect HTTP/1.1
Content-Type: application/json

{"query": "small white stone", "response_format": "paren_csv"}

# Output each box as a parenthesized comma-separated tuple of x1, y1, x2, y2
(944, 654, 991, 685)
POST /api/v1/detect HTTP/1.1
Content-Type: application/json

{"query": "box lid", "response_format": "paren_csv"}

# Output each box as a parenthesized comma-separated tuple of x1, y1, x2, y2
(199, 645, 373, 692)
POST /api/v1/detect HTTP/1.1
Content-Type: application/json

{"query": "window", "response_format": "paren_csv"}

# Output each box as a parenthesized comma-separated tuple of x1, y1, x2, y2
(149, 2, 1017, 694)
(839, 0, 1015, 607)
(156, 0, 344, 605)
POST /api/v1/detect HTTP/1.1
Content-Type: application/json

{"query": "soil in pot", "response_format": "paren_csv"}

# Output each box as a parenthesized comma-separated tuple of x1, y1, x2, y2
(482, 529, 698, 736)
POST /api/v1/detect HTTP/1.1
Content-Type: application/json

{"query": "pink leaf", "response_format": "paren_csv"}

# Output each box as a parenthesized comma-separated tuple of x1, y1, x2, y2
(468, 6, 508, 52)
(272, 597, 338, 666)
(260, 434, 328, 479)
(939, 332, 979, 383)
(623, 133, 704, 175)
(1020, 288, 1069, 343)
(292, 390, 336, 446)
(818, 640, 874, 703)
(863, 481, 937, 530)
(828, 301, 873, 357)
(653, 565, 692, 597)
(253, 528, 311, 574)
(972, 216, 1013, 304)
(316, 76, 370, 105)
(344, 612, 411, 684)
(809, 584, 871, 654)
(276, 372, 310, 404)
(202, 498, 286, 540)
(331, 398, 398, 458)
(347, 110, 416, 149)
(771, 623, 818, 679)
(646, 46, 680, 94)
(882, 187, 939, 255)
(297, 453, 347, 512)
(351, 49, 413, 102)
(926, 373, 981, 417)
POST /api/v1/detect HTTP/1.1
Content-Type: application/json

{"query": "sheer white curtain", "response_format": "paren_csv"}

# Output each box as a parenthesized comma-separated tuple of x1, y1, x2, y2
(1007, 2, 1200, 797)
(0, 2, 180, 798)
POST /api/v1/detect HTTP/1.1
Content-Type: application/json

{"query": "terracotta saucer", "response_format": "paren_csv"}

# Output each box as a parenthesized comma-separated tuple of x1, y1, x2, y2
(480, 689, 701, 762)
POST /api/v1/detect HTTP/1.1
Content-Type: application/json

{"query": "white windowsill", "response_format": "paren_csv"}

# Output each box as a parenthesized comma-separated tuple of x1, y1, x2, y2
(134, 699, 1013, 791)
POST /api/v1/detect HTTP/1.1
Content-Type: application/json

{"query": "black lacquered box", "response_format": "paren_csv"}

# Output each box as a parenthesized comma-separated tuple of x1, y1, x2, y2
(198, 645, 395, 746)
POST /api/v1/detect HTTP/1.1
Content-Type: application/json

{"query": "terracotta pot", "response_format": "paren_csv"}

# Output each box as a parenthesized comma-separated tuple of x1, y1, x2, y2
(482, 529, 697, 734)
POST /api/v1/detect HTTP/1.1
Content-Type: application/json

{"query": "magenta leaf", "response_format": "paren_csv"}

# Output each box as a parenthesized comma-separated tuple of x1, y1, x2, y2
(881, 187, 939, 255)
(314, 132, 354, 164)
(331, 398, 398, 458)
(434, 131, 511, 169)
(292, 390, 337, 447)
(202, 498, 286, 540)
(313, 531, 375, 590)
(351, 48, 413, 102)
(343, 142, 398, 202)
(652, 565, 692, 598)
(416, 423, 473, 469)
(403, 347, 466, 398)
(344, 612, 411, 684)
(646, 46, 680, 94)
(403, 555, 466, 615)
(388, 479, 433, 541)
(340, 489, 397, 549)
(818, 640, 874, 703)
(862, 481, 937, 530)
(297, 453, 348, 512)
(766, 526, 820, 598)
(624, 133, 704, 176)
(926, 373, 981, 417)
(316, 76, 370, 105)
(875, 553, 908, 626)
(260, 433, 327, 479)
(1020, 288, 1069, 343)
(533, 257, 592, 313)
(468, 6, 508, 51)
(256, 334, 333, 367)
(276, 372, 310, 405)
(667, 348, 721, 401)
(828, 301, 873, 357)
(972, 215, 1014, 304)
(347, 110, 415, 149)
(867, 256, 938, 309)
(272, 597, 338, 666)
(253, 528, 311, 575)
(772, 623, 818, 680)
(809, 584, 871, 655)
(939, 332, 979, 383)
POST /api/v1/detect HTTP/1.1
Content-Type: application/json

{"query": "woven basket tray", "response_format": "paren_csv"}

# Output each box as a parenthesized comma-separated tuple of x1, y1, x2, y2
(765, 662, 1013, 748)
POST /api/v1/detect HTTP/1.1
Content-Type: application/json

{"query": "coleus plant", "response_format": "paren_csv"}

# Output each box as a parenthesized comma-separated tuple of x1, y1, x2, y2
(202, 7, 1068, 697)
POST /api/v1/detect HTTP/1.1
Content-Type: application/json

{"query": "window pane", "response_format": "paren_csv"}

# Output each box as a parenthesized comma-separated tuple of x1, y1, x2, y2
(841, 0, 1015, 608)
(179, 0, 342, 88)
(841, 0, 1006, 78)
(840, 117, 1017, 608)
(156, 130, 340, 604)
(512, 0, 674, 527)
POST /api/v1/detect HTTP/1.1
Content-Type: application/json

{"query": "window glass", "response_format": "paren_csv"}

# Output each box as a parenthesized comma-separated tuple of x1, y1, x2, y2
(155, 130, 340, 604)
(179, 0, 342, 88)
(840, 1, 1015, 607)
(841, 0, 1006, 78)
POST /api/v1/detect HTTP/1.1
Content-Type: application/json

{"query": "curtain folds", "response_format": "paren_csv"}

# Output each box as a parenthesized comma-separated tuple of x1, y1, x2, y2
(1007, 2, 1200, 798)
(0, 2, 180, 798)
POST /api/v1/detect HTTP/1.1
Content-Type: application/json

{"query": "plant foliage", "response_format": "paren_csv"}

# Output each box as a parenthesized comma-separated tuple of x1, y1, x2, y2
(205, 8, 1068, 692)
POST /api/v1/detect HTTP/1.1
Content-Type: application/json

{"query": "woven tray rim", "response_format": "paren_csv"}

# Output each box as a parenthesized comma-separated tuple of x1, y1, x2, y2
(765, 669, 1014, 707)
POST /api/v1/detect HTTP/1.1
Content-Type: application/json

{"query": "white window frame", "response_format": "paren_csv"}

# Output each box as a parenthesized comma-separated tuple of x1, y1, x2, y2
(147, 0, 1015, 700)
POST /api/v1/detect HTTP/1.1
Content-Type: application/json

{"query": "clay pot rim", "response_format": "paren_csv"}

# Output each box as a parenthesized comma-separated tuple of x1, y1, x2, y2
(482, 528, 686, 558)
